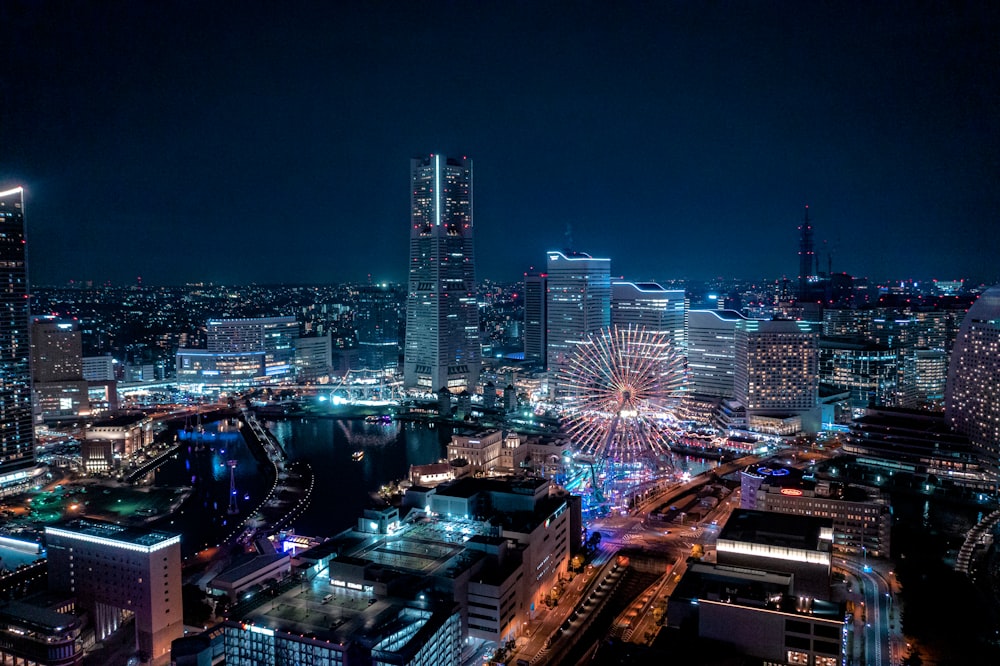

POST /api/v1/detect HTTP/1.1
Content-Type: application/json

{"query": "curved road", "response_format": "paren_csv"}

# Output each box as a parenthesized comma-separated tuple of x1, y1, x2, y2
(838, 557, 895, 666)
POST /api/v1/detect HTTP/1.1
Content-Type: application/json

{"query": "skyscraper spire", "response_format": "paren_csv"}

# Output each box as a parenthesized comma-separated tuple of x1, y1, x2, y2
(797, 205, 815, 301)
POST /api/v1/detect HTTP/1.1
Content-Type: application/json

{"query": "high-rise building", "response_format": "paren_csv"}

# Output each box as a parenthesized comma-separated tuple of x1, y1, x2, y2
(818, 336, 898, 413)
(869, 315, 917, 407)
(355, 284, 403, 372)
(797, 206, 817, 302)
(735, 319, 819, 434)
(404, 155, 481, 392)
(913, 347, 948, 406)
(611, 281, 687, 354)
(46, 520, 183, 665)
(946, 285, 1000, 477)
(31, 316, 90, 421)
(687, 309, 746, 398)
(523, 270, 547, 367)
(30, 316, 82, 382)
(545, 251, 610, 385)
(0, 186, 34, 489)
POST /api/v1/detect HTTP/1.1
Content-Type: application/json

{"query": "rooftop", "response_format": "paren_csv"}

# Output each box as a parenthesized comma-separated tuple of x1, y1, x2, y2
(0, 601, 81, 635)
(212, 552, 289, 585)
(45, 520, 180, 552)
(717, 509, 831, 552)
(89, 412, 148, 428)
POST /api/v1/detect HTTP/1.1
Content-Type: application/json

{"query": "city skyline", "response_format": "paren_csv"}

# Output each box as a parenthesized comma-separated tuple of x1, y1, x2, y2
(2, 3, 998, 286)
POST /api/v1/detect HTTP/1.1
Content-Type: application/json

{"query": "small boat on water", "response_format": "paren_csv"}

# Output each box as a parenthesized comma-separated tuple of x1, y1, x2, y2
(352, 450, 365, 461)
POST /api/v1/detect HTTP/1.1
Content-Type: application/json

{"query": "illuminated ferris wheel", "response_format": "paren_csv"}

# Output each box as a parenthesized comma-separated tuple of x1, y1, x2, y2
(559, 325, 686, 464)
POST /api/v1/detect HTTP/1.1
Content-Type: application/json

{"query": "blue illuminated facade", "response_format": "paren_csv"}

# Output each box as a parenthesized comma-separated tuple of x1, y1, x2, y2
(175, 316, 298, 385)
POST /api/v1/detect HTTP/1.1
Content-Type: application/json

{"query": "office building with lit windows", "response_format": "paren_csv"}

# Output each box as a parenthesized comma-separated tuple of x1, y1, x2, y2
(913, 347, 948, 406)
(404, 155, 481, 392)
(208, 317, 298, 378)
(0, 186, 35, 494)
(735, 319, 819, 434)
(545, 251, 610, 392)
(293, 333, 332, 383)
(740, 464, 891, 557)
(845, 407, 994, 495)
(946, 284, 1000, 480)
(611, 281, 687, 354)
(818, 336, 898, 413)
(45, 520, 182, 665)
(31, 316, 90, 421)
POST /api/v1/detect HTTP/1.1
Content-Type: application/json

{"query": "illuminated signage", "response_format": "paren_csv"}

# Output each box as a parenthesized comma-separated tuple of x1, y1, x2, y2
(780, 488, 804, 496)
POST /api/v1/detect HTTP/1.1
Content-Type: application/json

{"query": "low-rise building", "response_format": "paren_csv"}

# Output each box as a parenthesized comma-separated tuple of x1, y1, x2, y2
(844, 407, 994, 495)
(446, 429, 503, 472)
(82, 412, 154, 472)
(0, 601, 82, 666)
(297, 476, 578, 645)
(209, 552, 292, 602)
(740, 464, 891, 557)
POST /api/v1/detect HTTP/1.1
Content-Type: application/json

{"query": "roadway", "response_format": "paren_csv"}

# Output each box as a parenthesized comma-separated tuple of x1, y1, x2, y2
(837, 556, 897, 666)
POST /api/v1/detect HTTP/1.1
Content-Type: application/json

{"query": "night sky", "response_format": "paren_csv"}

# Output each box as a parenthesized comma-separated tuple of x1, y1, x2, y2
(2, 1, 998, 286)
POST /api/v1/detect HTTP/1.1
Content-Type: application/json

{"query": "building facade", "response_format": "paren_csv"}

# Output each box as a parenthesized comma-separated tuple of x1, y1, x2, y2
(404, 155, 481, 392)
(686, 310, 746, 398)
(446, 429, 503, 472)
(545, 251, 610, 391)
(0, 187, 34, 492)
(523, 271, 547, 367)
(45, 521, 183, 665)
(175, 316, 298, 385)
(946, 285, 1000, 477)
(355, 283, 403, 373)
(293, 334, 332, 383)
(845, 407, 994, 495)
(818, 336, 898, 413)
(611, 281, 687, 354)
(31, 316, 90, 421)
(735, 319, 819, 433)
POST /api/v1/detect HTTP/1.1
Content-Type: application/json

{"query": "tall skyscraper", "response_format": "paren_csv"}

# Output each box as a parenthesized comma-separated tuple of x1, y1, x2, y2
(611, 281, 687, 354)
(0, 186, 34, 488)
(404, 155, 481, 392)
(523, 270, 547, 367)
(687, 309, 746, 398)
(545, 251, 610, 386)
(797, 205, 817, 302)
(946, 285, 1000, 475)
